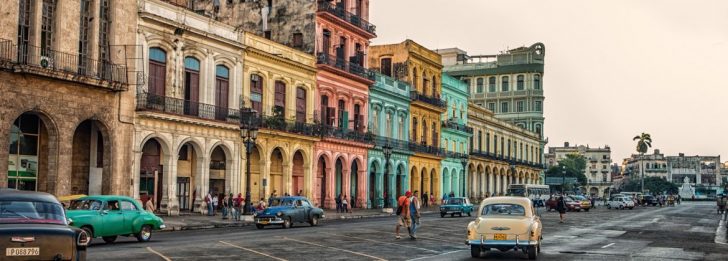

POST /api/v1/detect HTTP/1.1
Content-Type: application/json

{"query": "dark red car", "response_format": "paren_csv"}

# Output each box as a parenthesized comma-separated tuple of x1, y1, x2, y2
(546, 197, 582, 212)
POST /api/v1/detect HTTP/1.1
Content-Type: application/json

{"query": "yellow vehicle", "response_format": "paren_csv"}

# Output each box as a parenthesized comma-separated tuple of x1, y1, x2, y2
(569, 195, 592, 212)
(466, 197, 542, 259)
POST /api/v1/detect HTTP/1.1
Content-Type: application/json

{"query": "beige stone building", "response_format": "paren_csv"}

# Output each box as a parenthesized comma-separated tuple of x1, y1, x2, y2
(546, 142, 613, 197)
(0, 0, 138, 196)
(621, 149, 668, 180)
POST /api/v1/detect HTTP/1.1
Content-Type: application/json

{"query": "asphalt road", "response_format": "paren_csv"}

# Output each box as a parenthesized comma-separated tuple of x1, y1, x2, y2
(87, 201, 728, 261)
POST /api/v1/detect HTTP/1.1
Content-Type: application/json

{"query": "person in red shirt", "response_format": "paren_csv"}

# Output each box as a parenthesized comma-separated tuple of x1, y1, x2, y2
(395, 191, 412, 239)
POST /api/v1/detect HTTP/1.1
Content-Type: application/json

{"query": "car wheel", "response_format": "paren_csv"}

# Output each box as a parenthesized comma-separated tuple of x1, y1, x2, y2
(459, 213, 463, 217)
(440, 212, 445, 218)
(81, 226, 94, 241)
(451, 213, 455, 217)
(470, 245, 481, 258)
(136, 225, 153, 242)
(102, 236, 117, 244)
(256, 224, 264, 229)
(538, 237, 542, 253)
(282, 217, 292, 229)
(629, 207, 634, 210)
(527, 245, 538, 259)
(309, 215, 319, 226)
(584, 208, 590, 212)
(607, 205, 611, 209)
(467, 211, 472, 217)
(619, 205, 624, 210)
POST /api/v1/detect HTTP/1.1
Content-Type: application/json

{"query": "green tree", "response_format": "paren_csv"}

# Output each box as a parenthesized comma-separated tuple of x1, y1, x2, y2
(545, 154, 588, 191)
(633, 132, 652, 193)
(621, 177, 677, 194)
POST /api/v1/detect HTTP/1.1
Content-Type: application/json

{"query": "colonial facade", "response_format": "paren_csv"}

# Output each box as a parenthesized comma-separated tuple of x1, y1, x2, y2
(370, 40, 447, 201)
(0, 0, 137, 196)
(621, 149, 668, 180)
(666, 153, 722, 198)
(546, 142, 613, 197)
(468, 103, 543, 199)
(368, 73, 412, 208)
(440, 74, 471, 197)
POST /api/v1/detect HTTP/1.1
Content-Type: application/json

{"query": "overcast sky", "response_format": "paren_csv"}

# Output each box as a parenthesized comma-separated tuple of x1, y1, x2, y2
(370, 0, 728, 163)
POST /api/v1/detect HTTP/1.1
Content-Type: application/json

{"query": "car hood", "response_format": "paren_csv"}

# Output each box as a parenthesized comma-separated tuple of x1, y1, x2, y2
(475, 216, 530, 235)
(259, 206, 291, 216)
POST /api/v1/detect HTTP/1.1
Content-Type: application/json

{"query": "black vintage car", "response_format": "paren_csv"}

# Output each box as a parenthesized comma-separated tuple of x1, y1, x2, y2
(255, 196, 324, 229)
(0, 189, 89, 260)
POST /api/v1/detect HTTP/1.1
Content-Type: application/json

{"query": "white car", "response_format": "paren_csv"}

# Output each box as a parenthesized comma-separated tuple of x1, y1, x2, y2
(607, 196, 635, 210)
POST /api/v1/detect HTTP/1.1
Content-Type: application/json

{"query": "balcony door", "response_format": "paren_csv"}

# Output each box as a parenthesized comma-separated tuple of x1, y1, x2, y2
(214, 65, 229, 121)
(184, 57, 200, 116)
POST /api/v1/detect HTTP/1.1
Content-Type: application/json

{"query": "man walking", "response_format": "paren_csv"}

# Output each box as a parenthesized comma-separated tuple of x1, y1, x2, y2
(410, 190, 421, 239)
(422, 192, 429, 208)
(205, 192, 214, 216)
(336, 194, 342, 213)
(395, 191, 412, 239)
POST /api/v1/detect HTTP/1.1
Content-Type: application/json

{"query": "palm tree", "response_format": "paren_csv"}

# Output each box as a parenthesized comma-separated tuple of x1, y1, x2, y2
(633, 132, 652, 193)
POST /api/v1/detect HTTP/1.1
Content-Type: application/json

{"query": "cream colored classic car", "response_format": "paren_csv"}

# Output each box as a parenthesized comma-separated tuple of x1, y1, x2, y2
(466, 197, 542, 259)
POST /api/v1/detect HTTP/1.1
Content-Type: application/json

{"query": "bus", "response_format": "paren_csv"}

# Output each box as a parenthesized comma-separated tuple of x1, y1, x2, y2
(507, 184, 550, 206)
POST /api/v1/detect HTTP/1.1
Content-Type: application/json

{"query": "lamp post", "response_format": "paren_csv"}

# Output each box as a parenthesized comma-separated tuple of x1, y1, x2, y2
(561, 165, 566, 195)
(382, 143, 393, 208)
(460, 155, 468, 197)
(240, 108, 259, 215)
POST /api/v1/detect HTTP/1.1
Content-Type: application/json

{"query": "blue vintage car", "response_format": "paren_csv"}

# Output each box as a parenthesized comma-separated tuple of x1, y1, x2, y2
(255, 196, 324, 229)
(440, 197, 474, 217)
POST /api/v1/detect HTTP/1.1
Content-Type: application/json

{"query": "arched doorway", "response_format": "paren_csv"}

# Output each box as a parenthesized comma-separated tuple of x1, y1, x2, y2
(350, 159, 359, 208)
(176, 141, 202, 212)
(335, 157, 344, 198)
(369, 160, 378, 208)
(292, 150, 305, 196)
(409, 166, 418, 195)
(250, 146, 262, 200)
(209, 146, 228, 197)
(589, 187, 599, 196)
(430, 169, 436, 200)
(442, 167, 450, 197)
(7, 112, 55, 192)
(140, 138, 165, 210)
(70, 120, 110, 195)
(420, 168, 426, 196)
(269, 148, 284, 197)
(316, 155, 327, 208)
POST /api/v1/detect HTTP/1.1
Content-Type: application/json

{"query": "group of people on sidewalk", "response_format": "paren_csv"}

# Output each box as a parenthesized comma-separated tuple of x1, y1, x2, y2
(395, 190, 422, 240)
(204, 192, 246, 221)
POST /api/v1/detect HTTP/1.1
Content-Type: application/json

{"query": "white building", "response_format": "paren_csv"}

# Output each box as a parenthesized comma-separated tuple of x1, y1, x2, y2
(546, 142, 612, 197)
(622, 149, 668, 180)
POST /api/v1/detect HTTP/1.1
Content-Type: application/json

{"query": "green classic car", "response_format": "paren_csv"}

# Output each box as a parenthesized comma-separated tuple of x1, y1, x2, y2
(440, 197, 474, 217)
(66, 195, 165, 244)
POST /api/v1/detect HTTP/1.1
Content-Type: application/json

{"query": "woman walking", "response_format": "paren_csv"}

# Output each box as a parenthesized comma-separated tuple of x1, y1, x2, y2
(556, 196, 567, 223)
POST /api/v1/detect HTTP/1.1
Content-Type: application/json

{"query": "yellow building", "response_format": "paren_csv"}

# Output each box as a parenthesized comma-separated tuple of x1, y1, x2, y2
(241, 32, 319, 201)
(370, 40, 447, 200)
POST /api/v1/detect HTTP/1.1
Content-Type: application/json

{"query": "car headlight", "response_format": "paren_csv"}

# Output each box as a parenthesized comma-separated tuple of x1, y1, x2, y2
(276, 212, 283, 217)
(77, 230, 90, 247)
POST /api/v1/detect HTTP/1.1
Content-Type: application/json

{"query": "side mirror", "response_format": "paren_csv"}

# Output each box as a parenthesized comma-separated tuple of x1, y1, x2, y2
(101, 210, 109, 215)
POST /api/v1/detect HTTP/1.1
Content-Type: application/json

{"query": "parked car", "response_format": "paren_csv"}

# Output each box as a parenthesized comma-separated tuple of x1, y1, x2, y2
(467, 197, 542, 259)
(66, 195, 166, 244)
(0, 189, 89, 260)
(569, 195, 592, 212)
(255, 196, 324, 229)
(607, 196, 635, 210)
(545, 196, 580, 212)
(642, 195, 658, 206)
(440, 197, 474, 217)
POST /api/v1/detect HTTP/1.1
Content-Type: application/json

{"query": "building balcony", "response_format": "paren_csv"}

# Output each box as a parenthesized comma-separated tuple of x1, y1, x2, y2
(442, 119, 473, 134)
(317, 2, 376, 37)
(410, 91, 447, 108)
(409, 142, 445, 157)
(136, 92, 240, 124)
(483, 89, 544, 98)
(0, 39, 128, 91)
(372, 136, 411, 152)
(445, 150, 469, 159)
(316, 52, 375, 82)
(249, 114, 324, 137)
(320, 125, 374, 144)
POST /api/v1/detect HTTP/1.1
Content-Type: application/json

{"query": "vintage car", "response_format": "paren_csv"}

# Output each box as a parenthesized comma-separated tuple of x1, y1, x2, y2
(66, 195, 165, 244)
(642, 195, 658, 206)
(607, 196, 635, 210)
(440, 197, 474, 217)
(255, 196, 324, 229)
(0, 189, 89, 260)
(569, 195, 592, 211)
(546, 196, 581, 212)
(466, 197, 542, 259)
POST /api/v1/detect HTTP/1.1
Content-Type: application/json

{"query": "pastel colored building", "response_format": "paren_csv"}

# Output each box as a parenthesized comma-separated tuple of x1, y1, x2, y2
(370, 40, 447, 202)
(368, 73, 412, 208)
(440, 74, 472, 198)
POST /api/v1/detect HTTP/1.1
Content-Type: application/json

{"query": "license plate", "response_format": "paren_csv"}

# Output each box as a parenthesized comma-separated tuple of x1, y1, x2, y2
(6, 247, 39, 256)
(260, 221, 269, 225)
(494, 234, 507, 240)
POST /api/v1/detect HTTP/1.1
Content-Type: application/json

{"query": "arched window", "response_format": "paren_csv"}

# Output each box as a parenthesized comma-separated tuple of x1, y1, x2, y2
(431, 122, 437, 147)
(250, 74, 263, 114)
(501, 76, 509, 92)
(421, 120, 427, 144)
(432, 75, 437, 97)
(486, 132, 490, 153)
(148, 47, 167, 96)
(423, 72, 429, 95)
(488, 77, 496, 92)
(477, 130, 483, 151)
(215, 65, 230, 120)
(534, 74, 541, 90)
(517, 75, 524, 90)
(295, 87, 306, 123)
(385, 113, 392, 137)
(398, 115, 405, 140)
(535, 124, 542, 137)
(476, 78, 484, 93)
(371, 109, 379, 134)
(354, 104, 362, 132)
(183, 57, 200, 115)
(337, 99, 346, 129)
(274, 81, 286, 117)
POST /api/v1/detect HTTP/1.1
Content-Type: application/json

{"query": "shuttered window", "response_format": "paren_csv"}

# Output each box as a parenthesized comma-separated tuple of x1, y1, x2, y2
(184, 57, 200, 115)
(250, 74, 263, 114)
(274, 81, 286, 117)
(148, 48, 167, 96)
(17, 0, 31, 60)
(41, 0, 56, 54)
(215, 65, 229, 121)
(295, 87, 306, 123)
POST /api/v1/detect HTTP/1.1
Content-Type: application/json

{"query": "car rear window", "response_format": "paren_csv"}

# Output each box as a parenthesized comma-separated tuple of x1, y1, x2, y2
(69, 199, 103, 210)
(0, 201, 66, 224)
(446, 198, 464, 205)
(482, 204, 526, 216)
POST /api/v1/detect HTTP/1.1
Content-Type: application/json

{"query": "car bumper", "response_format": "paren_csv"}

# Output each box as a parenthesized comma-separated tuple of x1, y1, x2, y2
(440, 209, 463, 213)
(255, 217, 284, 225)
(466, 239, 538, 247)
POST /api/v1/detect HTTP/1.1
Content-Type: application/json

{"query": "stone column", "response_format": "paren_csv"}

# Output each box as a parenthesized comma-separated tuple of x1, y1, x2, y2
(131, 150, 142, 199)
(283, 162, 293, 195)
(325, 166, 335, 209)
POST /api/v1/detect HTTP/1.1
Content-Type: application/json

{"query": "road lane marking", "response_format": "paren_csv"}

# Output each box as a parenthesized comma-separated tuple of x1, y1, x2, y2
(146, 247, 172, 261)
(219, 241, 288, 261)
(320, 232, 440, 253)
(282, 236, 386, 261)
(601, 243, 615, 248)
(651, 218, 659, 223)
(406, 250, 465, 261)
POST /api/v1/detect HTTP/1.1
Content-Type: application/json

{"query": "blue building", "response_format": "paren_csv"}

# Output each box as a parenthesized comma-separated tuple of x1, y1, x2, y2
(440, 73, 472, 197)
(367, 73, 412, 208)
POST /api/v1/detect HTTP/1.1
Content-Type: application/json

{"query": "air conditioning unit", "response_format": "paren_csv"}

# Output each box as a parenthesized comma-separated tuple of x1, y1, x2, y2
(39, 56, 53, 68)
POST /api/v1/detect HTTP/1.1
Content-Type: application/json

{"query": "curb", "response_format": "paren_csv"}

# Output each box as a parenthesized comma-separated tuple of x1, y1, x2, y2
(715, 212, 727, 245)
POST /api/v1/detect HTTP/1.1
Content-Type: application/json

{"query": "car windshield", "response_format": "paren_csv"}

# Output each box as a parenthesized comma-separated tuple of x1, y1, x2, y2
(572, 196, 586, 200)
(270, 198, 295, 207)
(68, 199, 103, 210)
(507, 188, 525, 196)
(0, 201, 66, 225)
(447, 198, 464, 205)
(482, 204, 526, 216)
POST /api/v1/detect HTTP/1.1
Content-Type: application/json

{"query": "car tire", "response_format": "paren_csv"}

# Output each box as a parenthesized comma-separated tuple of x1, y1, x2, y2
(607, 205, 611, 209)
(136, 225, 153, 242)
(467, 211, 472, 217)
(102, 236, 117, 244)
(470, 245, 481, 258)
(451, 213, 455, 217)
(459, 213, 463, 217)
(440, 212, 445, 218)
(309, 215, 319, 226)
(629, 207, 634, 210)
(81, 226, 94, 241)
(282, 217, 292, 229)
(619, 205, 624, 210)
(256, 224, 264, 229)
(527, 245, 538, 259)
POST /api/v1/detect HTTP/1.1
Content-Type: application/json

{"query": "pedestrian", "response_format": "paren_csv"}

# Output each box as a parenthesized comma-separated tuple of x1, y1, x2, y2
(336, 194, 342, 213)
(556, 196, 567, 223)
(222, 193, 230, 219)
(590, 196, 596, 209)
(677, 194, 681, 205)
(422, 192, 428, 208)
(383, 191, 388, 208)
(410, 190, 421, 240)
(716, 195, 726, 214)
(430, 193, 435, 206)
(395, 191, 412, 239)
(342, 196, 349, 213)
(234, 193, 242, 221)
(145, 197, 156, 214)
(257, 197, 266, 211)
(269, 190, 277, 206)
(205, 192, 214, 216)
(212, 193, 219, 216)
(297, 190, 303, 196)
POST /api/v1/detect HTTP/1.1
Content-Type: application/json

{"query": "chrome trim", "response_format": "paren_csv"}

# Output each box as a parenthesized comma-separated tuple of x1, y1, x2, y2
(159, 224, 166, 229)
(11, 237, 34, 243)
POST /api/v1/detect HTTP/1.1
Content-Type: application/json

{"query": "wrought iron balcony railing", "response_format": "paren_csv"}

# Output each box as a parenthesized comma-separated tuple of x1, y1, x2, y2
(316, 53, 375, 80)
(317, 2, 376, 36)
(410, 91, 446, 108)
(442, 119, 473, 133)
(0, 39, 128, 90)
(320, 125, 374, 144)
(252, 114, 324, 137)
(445, 151, 469, 159)
(372, 136, 411, 152)
(409, 142, 445, 157)
(136, 92, 240, 123)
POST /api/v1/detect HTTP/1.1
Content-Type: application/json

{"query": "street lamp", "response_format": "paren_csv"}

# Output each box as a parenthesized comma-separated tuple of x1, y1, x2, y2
(561, 165, 566, 195)
(460, 155, 468, 197)
(240, 108, 259, 215)
(382, 143, 393, 208)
